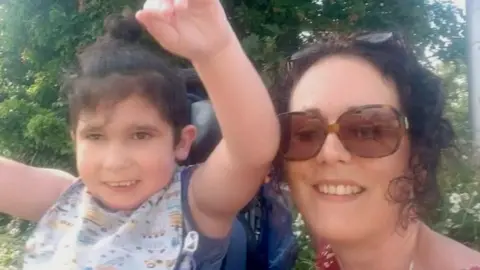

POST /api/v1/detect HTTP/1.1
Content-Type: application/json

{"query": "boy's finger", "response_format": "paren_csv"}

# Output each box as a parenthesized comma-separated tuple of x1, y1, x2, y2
(182, 0, 210, 5)
(143, 0, 174, 11)
(174, 0, 189, 10)
(136, 11, 178, 44)
(139, 0, 175, 22)
(136, 9, 172, 26)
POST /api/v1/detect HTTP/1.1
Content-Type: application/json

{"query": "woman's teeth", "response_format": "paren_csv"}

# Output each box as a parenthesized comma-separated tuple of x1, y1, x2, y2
(317, 184, 363, 196)
(106, 180, 138, 187)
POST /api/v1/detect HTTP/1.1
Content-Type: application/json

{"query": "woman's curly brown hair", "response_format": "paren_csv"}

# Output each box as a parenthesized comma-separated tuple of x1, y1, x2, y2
(270, 32, 455, 226)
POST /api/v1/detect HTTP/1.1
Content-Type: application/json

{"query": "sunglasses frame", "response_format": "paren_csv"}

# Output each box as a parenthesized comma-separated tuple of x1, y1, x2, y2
(278, 104, 410, 161)
(286, 31, 407, 71)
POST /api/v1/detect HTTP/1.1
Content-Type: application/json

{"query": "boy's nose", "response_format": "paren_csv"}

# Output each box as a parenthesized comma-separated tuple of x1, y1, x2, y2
(102, 145, 132, 171)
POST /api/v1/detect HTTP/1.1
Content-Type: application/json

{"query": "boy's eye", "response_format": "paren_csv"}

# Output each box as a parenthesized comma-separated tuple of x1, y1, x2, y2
(133, 132, 152, 140)
(85, 134, 103, 140)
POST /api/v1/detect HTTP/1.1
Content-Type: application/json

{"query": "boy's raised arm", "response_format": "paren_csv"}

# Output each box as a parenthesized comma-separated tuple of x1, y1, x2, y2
(187, 40, 279, 232)
(0, 157, 75, 221)
(137, 0, 279, 237)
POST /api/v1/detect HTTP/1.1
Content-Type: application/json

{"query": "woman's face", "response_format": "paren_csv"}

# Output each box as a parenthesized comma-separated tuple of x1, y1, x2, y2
(287, 55, 411, 244)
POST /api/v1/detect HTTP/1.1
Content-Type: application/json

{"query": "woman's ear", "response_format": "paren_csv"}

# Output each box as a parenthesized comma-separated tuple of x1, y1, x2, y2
(70, 130, 78, 151)
(70, 130, 76, 143)
(174, 125, 197, 161)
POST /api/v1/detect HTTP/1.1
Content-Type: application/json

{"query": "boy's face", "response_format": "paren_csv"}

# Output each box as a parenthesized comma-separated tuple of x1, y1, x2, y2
(72, 94, 196, 211)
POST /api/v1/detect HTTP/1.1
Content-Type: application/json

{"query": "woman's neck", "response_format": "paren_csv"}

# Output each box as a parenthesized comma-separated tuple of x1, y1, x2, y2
(325, 221, 423, 270)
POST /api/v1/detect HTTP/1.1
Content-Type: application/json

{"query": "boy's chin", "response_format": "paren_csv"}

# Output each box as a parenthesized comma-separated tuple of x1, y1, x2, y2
(93, 194, 146, 212)
(97, 201, 142, 212)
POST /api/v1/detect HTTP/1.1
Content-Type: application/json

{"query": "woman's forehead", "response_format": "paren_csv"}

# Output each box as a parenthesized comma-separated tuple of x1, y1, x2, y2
(289, 55, 400, 119)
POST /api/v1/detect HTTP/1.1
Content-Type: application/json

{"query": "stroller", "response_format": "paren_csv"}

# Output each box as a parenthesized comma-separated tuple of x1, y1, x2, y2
(182, 68, 298, 270)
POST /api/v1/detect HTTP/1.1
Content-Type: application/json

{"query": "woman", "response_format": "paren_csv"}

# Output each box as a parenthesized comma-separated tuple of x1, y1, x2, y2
(272, 32, 480, 270)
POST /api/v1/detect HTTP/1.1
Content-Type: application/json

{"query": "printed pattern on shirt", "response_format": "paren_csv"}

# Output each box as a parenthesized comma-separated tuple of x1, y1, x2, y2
(23, 170, 188, 270)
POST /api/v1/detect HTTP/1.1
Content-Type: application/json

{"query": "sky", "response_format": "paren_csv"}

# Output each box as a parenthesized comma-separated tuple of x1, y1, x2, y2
(452, 0, 465, 10)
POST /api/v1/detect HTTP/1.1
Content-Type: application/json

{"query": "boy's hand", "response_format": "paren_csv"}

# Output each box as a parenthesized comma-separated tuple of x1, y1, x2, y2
(136, 0, 235, 63)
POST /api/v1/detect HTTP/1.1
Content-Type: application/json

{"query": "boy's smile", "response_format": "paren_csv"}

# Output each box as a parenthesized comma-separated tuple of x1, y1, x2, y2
(103, 179, 141, 192)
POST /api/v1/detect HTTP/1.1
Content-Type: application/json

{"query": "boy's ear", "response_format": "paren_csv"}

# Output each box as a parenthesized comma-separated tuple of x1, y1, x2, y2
(174, 124, 197, 161)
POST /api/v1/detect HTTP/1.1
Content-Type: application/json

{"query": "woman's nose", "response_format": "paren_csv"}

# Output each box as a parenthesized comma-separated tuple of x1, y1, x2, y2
(315, 134, 352, 164)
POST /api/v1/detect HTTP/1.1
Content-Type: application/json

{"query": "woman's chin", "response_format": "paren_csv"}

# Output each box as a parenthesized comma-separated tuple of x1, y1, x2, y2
(312, 223, 364, 244)
(302, 208, 373, 245)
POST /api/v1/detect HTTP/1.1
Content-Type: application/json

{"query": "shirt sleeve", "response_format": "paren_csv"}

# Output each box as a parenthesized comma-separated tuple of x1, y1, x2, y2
(180, 165, 231, 270)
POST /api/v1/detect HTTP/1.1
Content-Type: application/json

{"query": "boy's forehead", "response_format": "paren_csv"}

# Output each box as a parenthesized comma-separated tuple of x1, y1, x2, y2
(76, 114, 166, 132)
(76, 99, 167, 130)
(89, 95, 160, 115)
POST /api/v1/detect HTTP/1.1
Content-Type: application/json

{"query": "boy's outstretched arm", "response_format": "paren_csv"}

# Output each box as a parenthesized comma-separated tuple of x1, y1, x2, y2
(137, 0, 279, 238)
(0, 157, 75, 221)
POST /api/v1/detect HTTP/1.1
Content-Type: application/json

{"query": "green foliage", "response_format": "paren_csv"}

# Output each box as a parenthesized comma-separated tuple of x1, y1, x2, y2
(0, 0, 467, 166)
(427, 62, 480, 250)
(229, 0, 466, 83)
(293, 215, 316, 270)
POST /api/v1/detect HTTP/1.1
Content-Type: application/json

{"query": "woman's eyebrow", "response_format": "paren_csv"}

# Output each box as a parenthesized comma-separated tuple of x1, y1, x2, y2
(77, 123, 105, 134)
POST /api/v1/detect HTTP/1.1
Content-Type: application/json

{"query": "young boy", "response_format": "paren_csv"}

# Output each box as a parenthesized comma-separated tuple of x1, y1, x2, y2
(1, 1, 280, 269)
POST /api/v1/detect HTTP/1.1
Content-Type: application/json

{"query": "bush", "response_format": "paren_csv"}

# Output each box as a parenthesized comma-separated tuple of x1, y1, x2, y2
(0, 218, 32, 270)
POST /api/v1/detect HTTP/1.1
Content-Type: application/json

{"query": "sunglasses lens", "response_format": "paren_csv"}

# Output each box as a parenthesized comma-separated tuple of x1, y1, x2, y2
(279, 113, 326, 160)
(337, 106, 404, 158)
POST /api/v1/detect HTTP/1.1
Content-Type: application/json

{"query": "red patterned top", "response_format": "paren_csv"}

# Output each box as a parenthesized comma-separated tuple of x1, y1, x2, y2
(315, 244, 480, 270)
(316, 245, 340, 270)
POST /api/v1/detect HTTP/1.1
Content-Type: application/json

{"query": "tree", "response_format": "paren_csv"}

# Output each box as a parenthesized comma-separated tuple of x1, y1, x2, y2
(226, 0, 466, 82)
(0, 0, 466, 168)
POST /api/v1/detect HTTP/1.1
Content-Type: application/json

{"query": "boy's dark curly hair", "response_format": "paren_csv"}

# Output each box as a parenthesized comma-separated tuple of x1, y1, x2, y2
(63, 11, 190, 143)
(270, 32, 455, 226)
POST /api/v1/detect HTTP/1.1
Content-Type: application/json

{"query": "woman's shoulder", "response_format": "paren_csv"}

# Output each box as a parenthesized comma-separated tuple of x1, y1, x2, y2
(314, 227, 480, 270)
(445, 238, 480, 269)
(425, 228, 480, 270)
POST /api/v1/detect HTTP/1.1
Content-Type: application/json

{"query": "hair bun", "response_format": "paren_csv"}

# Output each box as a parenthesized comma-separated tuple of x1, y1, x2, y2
(104, 12, 142, 43)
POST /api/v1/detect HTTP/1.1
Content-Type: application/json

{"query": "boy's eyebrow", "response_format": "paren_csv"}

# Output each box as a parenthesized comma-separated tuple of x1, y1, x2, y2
(77, 123, 162, 135)
(131, 124, 161, 132)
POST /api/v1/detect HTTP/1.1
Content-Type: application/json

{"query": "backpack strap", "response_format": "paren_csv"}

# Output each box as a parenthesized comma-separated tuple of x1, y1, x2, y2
(177, 165, 199, 270)
(177, 165, 231, 270)
(179, 165, 198, 233)
(252, 182, 298, 270)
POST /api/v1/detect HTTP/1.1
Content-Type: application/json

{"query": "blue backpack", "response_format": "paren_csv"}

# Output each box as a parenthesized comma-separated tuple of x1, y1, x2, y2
(182, 68, 298, 270)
